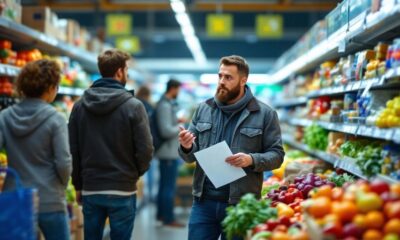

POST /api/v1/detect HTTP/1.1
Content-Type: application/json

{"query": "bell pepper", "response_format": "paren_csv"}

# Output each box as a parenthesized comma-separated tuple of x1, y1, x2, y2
(276, 203, 295, 218)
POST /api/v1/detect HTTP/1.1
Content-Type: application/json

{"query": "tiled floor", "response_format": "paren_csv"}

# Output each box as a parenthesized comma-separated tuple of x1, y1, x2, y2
(132, 203, 190, 240)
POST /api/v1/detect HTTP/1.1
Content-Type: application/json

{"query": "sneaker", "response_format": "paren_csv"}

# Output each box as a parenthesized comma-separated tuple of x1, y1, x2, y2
(163, 221, 185, 228)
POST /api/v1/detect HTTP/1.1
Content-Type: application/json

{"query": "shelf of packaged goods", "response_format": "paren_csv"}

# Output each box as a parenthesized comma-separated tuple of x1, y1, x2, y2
(307, 67, 400, 98)
(58, 87, 84, 96)
(285, 118, 400, 143)
(0, 63, 20, 77)
(0, 17, 98, 73)
(269, 5, 400, 84)
(282, 134, 399, 183)
(273, 97, 308, 108)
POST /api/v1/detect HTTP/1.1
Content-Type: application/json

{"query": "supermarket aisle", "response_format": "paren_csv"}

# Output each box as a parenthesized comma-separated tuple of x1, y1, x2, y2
(132, 204, 190, 240)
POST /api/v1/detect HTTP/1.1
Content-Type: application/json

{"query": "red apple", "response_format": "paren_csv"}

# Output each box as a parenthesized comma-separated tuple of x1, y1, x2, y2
(370, 180, 390, 195)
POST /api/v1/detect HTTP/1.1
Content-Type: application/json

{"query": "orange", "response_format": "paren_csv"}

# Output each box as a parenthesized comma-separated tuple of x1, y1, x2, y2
(271, 231, 290, 240)
(290, 231, 309, 240)
(391, 184, 400, 197)
(365, 211, 385, 229)
(384, 218, 400, 235)
(363, 229, 383, 240)
(323, 213, 340, 225)
(315, 185, 333, 199)
(332, 201, 358, 222)
(307, 197, 332, 218)
(331, 187, 344, 201)
(343, 192, 356, 202)
(353, 214, 367, 229)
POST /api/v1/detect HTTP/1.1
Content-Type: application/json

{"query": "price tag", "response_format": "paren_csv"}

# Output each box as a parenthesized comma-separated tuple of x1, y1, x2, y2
(345, 83, 353, 92)
(385, 129, 394, 141)
(385, 68, 395, 79)
(361, 79, 375, 96)
(343, 125, 355, 134)
(393, 129, 400, 144)
(352, 81, 361, 90)
(338, 39, 346, 53)
(362, 126, 374, 136)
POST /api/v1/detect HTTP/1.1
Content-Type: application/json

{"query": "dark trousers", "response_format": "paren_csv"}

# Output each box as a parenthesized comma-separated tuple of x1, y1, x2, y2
(157, 159, 179, 224)
(188, 198, 243, 240)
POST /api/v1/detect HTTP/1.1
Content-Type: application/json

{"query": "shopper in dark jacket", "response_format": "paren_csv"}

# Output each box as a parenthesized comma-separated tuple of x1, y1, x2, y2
(0, 59, 72, 240)
(178, 55, 285, 240)
(69, 49, 153, 240)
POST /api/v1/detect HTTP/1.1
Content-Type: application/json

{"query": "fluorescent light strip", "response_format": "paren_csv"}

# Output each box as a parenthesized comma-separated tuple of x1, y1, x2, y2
(170, 0, 186, 13)
(170, 0, 207, 66)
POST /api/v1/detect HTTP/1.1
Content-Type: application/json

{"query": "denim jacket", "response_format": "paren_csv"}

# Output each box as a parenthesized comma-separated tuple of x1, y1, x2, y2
(178, 97, 285, 204)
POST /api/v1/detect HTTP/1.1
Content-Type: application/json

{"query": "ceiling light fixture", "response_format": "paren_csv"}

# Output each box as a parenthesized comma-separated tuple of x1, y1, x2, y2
(170, 0, 207, 66)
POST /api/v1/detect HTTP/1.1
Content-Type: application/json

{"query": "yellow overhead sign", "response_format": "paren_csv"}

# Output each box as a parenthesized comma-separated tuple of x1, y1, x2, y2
(256, 15, 283, 38)
(106, 14, 132, 36)
(115, 36, 141, 54)
(207, 14, 233, 37)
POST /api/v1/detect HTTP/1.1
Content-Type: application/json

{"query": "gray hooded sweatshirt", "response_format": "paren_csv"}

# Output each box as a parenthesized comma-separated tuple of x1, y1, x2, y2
(0, 98, 72, 213)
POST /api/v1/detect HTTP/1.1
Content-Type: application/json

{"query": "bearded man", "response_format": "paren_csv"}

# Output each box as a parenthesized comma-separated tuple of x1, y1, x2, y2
(178, 55, 285, 240)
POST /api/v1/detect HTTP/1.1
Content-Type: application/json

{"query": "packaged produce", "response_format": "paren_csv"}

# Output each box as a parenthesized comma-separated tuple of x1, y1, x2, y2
(355, 50, 376, 81)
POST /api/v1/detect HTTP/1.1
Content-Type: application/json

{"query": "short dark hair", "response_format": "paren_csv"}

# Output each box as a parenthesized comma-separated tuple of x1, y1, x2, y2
(16, 59, 61, 98)
(98, 49, 131, 78)
(219, 55, 249, 78)
(136, 85, 151, 99)
(166, 79, 181, 92)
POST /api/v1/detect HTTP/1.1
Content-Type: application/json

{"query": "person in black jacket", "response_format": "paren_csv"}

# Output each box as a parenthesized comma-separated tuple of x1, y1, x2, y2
(69, 49, 153, 240)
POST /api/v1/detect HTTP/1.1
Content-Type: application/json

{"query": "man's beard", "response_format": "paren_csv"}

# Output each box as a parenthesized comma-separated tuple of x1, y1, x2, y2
(216, 82, 241, 103)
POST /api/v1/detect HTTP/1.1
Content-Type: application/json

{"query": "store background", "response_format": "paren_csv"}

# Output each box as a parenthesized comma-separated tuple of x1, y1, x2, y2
(0, 0, 400, 239)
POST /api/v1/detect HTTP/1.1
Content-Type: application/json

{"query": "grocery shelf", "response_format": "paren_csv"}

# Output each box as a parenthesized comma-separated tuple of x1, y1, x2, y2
(272, 97, 308, 108)
(269, 5, 400, 84)
(58, 87, 84, 96)
(0, 63, 20, 77)
(282, 134, 336, 166)
(0, 17, 98, 73)
(307, 68, 400, 98)
(285, 118, 400, 143)
(282, 134, 399, 183)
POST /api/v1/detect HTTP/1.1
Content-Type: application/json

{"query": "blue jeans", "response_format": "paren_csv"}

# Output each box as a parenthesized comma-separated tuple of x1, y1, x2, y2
(188, 198, 242, 240)
(38, 211, 69, 240)
(144, 158, 157, 202)
(157, 159, 178, 224)
(82, 194, 137, 240)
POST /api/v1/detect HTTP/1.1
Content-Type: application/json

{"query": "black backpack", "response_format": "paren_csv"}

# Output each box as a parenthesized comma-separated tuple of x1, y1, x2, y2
(149, 102, 167, 152)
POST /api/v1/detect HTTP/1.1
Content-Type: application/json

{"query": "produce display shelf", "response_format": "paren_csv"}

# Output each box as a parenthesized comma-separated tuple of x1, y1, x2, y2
(0, 17, 98, 72)
(285, 118, 400, 143)
(282, 134, 336, 165)
(0, 63, 19, 77)
(282, 134, 399, 183)
(272, 97, 308, 108)
(58, 87, 84, 96)
(269, 5, 400, 84)
(0, 64, 85, 96)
